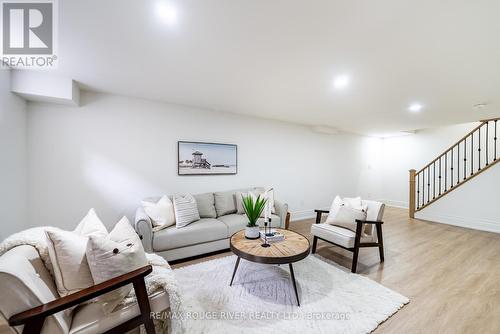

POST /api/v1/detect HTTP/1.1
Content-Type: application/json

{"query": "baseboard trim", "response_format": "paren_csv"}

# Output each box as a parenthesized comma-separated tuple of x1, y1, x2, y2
(415, 211, 500, 234)
(378, 199, 408, 209)
(290, 207, 329, 222)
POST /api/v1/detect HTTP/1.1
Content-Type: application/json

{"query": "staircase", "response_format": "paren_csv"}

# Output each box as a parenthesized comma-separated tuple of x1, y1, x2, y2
(408, 118, 500, 218)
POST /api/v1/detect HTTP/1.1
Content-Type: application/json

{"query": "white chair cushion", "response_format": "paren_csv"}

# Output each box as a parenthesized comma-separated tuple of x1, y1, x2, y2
(86, 217, 148, 314)
(69, 289, 169, 334)
(311, 224, 375, 249)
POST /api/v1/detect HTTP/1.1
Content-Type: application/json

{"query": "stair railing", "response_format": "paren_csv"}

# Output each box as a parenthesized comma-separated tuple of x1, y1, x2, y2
(409, 117, 500, 218)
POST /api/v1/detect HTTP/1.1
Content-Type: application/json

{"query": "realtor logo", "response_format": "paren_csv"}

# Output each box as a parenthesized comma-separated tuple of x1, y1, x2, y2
(1, 0, 57, 68)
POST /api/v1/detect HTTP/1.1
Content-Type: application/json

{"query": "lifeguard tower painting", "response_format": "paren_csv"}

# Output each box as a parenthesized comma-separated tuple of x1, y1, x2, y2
(178, 141, 237, 175)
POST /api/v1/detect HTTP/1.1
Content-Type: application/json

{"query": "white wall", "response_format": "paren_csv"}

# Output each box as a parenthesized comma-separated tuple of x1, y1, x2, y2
(26, 91, 381, 231)
(379, 122, 500, 233)
(0, 70, 27, 240)
(17, 89, 500, 234)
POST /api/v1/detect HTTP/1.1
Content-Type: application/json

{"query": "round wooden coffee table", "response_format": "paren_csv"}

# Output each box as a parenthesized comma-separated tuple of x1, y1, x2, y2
(229, 228, 310, 306)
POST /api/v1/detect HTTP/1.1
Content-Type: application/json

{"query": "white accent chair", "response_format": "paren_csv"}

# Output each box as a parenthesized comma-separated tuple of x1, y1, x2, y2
(0, 244, 169, 334)
(310, 200, 385, 273)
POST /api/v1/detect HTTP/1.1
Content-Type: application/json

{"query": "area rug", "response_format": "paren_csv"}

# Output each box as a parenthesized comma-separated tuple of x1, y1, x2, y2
(173, 254, 408, 334)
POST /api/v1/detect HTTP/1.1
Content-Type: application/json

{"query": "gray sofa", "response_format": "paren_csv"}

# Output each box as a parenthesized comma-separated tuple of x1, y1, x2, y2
(134, 187, 288, 261)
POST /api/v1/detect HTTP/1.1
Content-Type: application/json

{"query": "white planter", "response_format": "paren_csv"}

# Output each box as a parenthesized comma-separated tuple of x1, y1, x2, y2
(245, 225, 260, 239)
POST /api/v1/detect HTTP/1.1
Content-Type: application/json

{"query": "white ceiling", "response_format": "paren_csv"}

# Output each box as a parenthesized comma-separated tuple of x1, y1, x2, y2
(54, 0, 500, 134)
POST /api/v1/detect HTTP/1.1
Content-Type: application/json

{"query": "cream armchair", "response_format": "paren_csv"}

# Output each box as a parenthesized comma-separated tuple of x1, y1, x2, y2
(0, 245, 169, 334)
(310, 200, 385, 273)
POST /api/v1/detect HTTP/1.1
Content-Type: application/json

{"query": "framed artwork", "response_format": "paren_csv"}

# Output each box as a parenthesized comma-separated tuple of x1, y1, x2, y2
(178, 141, 238, 175)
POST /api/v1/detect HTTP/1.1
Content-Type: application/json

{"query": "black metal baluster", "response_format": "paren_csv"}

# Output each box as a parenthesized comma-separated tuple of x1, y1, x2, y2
(486, 121, 489, 166)
(495, 120, 497, 161)
(422, 169, 425, 205)
(471, 134, 473, 176)
(420, 170, 425, 206)
(444, 152, 447, 192)
(422, 170, 425, 206)
(438, 157, 442, 196)
(450, 145, 460, 189)
(478, 126, 481, 171)
(427, 166, 430, 203)
(451, 147, 454, 188)
(464, 138, 467, 180)
(433, 162, 436, 199)
(457, 142, 460, 184)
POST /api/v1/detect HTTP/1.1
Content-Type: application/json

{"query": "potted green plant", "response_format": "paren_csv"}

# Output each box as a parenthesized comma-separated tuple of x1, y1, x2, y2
(241, 194, 267, 239)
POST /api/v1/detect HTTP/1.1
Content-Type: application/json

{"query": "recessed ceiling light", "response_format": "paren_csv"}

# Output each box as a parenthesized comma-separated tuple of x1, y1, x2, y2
(156, 2, 178, 25)
(333, 75, 350, 89)
(408, 103, 423, 112)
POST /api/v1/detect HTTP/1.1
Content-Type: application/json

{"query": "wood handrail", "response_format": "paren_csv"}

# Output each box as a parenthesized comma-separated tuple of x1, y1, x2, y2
(416, 120, 493, 175)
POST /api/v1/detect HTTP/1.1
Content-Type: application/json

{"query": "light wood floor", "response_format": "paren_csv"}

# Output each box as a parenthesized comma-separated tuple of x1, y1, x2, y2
(2, 207, 499, 333)
(172, 206, 500, 334)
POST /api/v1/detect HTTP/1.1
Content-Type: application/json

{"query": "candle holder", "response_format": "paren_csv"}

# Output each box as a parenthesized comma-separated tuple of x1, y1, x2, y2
(265, 217, 274, 237)
(261, 220, 270, 248)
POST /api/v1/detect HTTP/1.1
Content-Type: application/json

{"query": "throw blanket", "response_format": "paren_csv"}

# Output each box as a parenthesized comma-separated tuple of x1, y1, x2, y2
(0, 227, 184, 334)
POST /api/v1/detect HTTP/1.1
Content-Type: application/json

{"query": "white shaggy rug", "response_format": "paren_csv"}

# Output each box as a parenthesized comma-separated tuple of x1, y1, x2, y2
(174, 254, 408, 334)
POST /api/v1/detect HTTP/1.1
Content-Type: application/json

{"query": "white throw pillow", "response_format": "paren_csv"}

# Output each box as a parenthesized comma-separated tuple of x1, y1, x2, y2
(142, 195, 175, 229)
(86, 217, 148, 313)
(326, 195, 344, 219)
(46, 208, 108, 297)
(173, 194, 200, 228)
(74, 208, 109, 237)
(343, 197, 363, 210)
(326, 196, 367, 232)
(330, 205, 367, 232)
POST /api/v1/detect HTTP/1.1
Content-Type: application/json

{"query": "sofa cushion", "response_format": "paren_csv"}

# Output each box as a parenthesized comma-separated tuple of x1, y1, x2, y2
(311, 223, 374, 249)
(153, 218, 228, 251)
(214, 190, 238, 216)
(214, 187, 265, 217)
(217, 214, 248, 236)
(235, 191, 251, 214)
(193, 192, 217, 218)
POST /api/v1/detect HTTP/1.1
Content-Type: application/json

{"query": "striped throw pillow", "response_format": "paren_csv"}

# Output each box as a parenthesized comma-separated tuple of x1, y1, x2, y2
(173, 194, 201, 228)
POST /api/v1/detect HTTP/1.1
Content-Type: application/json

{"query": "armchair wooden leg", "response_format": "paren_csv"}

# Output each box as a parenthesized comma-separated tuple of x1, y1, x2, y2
(376, 224, 385, 262)
(352, 221, 363, 273)
(312, 236, 318, 254)
(351, 246, 359, 273)
(133, 278, 155, 334)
